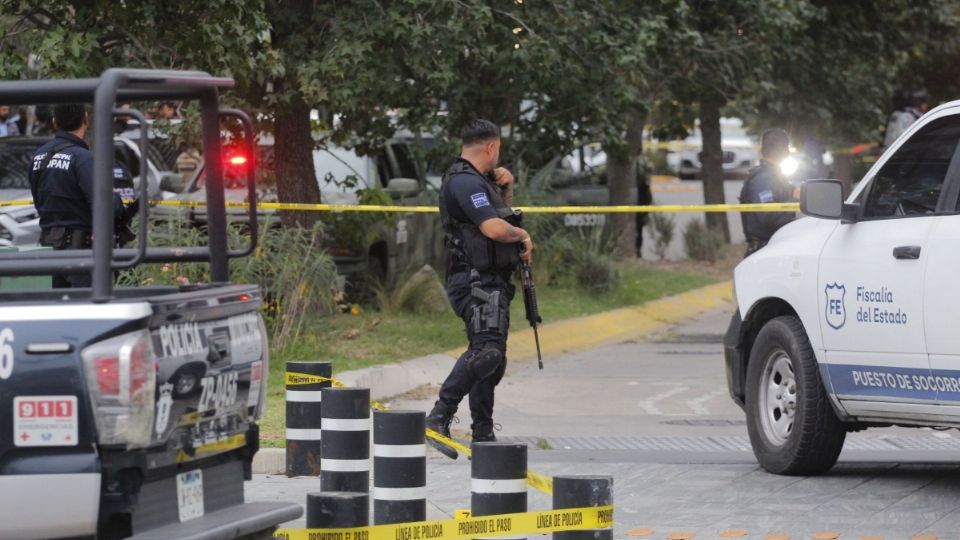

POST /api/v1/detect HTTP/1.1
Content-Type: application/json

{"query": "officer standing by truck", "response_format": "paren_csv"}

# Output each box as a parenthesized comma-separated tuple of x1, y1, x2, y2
(425, 119, 534, 459)
(29, 104, 132, 287)
(739, 128, 796, 257)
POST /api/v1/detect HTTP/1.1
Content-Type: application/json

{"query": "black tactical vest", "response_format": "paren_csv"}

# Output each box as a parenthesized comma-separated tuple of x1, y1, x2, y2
(439, 159, 520, 275)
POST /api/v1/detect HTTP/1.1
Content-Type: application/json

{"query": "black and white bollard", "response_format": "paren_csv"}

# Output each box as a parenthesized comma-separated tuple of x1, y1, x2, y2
(321, 387, 371, 492)
(306, 492, 369, 529)
(285, 361, 331, 477)
(373, 410, 426, 524)
(472, 442, 528, 540)
(552, 476, 613, 540)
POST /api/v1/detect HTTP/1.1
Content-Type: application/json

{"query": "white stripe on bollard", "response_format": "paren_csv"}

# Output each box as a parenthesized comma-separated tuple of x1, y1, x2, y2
(373, 443, 426, 458)
(471, 478, 528, 494)
(286, 390, 323, 402)
(285, 428, 323, 440)
(321, 458, 371, 472)
(372, 486, 427, 501)
(321, 418, 372, 431)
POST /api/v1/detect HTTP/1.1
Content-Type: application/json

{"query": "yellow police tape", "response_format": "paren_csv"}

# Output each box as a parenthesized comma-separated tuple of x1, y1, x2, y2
(0, 198, 799, 213)
(273, 504, 614, 540)
(285, 371, 554, 496)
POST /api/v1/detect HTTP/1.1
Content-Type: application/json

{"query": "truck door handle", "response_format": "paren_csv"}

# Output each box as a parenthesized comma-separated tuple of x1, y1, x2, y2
(893, 245, 921, 260)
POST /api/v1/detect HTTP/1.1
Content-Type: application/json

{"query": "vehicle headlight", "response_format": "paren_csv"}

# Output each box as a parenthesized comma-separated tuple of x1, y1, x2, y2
(780, 156, 799, 177)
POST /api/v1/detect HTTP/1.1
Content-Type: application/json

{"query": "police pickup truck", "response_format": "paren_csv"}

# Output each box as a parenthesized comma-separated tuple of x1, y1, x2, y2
(725, 100, 960, 475)
(0, 70, 300, 539)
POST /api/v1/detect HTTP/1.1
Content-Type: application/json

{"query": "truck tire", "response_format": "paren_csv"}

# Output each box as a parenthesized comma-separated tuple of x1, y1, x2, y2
(745, 315, 845, 475)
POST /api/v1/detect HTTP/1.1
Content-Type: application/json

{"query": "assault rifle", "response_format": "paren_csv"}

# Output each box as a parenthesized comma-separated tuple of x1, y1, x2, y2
(518, 243, 543, 369)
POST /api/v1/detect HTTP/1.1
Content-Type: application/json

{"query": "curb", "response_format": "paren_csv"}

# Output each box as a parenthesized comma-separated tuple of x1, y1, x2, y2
(448, 280, 733, 361)
(251, 280, 733, 475)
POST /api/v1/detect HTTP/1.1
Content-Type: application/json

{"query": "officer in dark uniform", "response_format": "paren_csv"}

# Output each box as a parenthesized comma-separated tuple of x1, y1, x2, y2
(739, 128, 797, 257)
(112, 162, 137, 247)
(29, 104, 131, 288)
(425, 119, 534, 459)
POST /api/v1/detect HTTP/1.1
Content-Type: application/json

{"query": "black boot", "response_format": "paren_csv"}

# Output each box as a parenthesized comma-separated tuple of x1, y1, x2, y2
(471, 420, 497, 443)
(425, 401, 459, 459)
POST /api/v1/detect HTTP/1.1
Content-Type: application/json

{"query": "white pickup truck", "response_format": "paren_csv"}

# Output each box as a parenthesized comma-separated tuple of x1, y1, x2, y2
(725, 100, 960, 475)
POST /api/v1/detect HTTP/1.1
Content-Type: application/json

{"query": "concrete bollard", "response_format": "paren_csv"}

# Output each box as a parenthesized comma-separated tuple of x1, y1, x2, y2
(373, 410, 426, 524)
(552, 476, 613, 540)
(472, 442, 527, 540)
(321, 387, 371, 492)
(285, 361, 332, 477)
(306, 492, 369, 529)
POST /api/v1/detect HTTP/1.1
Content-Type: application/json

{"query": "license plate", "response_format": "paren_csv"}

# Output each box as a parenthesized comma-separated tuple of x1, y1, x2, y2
(564, 213, 606, 227)
(176, 470, 204, 522)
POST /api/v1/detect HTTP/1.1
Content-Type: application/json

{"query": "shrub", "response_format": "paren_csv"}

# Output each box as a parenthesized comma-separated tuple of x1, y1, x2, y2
(574, 255, 618, 292)
(376, 265, 450, 315)
(648, 212, 675, 260)
(118, 217, 339, 349)
(683, 218, 724, 262)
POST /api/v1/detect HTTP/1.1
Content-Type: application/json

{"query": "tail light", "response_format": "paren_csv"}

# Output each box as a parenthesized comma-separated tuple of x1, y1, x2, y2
(81, 330, 156, 448)
(228, 155, 248, 167)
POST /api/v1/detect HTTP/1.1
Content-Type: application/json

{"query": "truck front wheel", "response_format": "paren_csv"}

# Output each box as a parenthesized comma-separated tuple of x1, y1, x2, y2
(745, 316, 845, 475)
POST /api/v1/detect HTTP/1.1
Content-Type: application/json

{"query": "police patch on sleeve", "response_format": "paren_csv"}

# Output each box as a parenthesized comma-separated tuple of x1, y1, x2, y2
(471, 192, 491, 208)
(758, 189, 775, 203)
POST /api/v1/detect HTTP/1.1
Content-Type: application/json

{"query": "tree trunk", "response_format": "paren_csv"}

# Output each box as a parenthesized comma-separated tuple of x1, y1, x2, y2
(606, 109, 646, 259)
(699, 92, 731, 243)
(273, 95, 322, 228)
(833, 151, 854, 197)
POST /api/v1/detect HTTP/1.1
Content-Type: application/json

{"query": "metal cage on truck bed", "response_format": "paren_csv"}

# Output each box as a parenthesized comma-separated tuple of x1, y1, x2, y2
(0, 68, 259, 300)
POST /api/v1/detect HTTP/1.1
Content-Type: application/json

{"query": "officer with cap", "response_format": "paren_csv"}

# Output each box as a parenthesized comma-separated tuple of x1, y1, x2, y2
(739, 128, 797, 257)
(425, 119, 534, 459)
(29, 103, 130, 287)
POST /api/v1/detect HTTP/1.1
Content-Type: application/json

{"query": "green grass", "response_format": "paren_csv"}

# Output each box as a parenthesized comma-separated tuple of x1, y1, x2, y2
(259, 263, 719, 446)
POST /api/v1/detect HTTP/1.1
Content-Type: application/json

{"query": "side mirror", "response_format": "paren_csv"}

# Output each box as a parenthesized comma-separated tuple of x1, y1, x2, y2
(385, 177, 420, 198)
(159, 172, 187, 194)
(800, 179, 845, 220)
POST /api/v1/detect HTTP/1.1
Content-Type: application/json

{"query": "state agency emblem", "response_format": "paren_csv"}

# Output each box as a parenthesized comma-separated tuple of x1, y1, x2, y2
(825, 282, 846, 330)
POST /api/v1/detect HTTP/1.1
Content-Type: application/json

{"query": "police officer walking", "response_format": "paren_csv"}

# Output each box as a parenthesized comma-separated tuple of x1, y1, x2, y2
(425, 119, 534, 459)
(739, 128, 797, 257)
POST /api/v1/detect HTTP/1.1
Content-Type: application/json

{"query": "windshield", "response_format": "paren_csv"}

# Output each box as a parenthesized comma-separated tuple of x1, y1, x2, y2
(314, 147, 374, 194)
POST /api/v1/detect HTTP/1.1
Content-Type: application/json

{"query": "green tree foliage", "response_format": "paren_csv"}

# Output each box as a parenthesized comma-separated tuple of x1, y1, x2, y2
(738, 0, 949, 143)
(5, 0, 960, 249)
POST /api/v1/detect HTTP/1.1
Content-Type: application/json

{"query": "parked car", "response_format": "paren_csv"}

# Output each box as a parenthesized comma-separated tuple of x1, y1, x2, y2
(673, 118, 760, 179)
(161, 140, 445, 289)
(725, 99, 960, 475)
(0, 135, 172, 246)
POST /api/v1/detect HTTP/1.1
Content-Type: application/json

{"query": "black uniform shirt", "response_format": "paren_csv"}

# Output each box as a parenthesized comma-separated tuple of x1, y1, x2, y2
(442, 159, 500, 227)
(30, 131, 95, 231)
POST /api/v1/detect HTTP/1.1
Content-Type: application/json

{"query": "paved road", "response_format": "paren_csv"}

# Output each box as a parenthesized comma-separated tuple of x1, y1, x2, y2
(248, 306, 960, 538)
(641, 180, 748, 261)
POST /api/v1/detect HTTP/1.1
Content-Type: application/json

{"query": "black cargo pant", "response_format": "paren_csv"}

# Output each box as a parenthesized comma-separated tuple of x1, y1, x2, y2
(438, 269, 515, 426)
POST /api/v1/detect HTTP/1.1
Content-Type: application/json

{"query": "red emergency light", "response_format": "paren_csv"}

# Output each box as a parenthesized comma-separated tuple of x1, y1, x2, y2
(228, 155, 248, 166)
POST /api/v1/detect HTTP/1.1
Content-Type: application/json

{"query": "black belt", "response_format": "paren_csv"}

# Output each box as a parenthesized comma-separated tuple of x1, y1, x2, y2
(40, 227, 92, 250)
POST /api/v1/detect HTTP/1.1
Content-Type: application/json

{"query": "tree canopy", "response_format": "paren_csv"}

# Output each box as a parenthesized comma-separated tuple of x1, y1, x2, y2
(2, 0, 960, 245)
